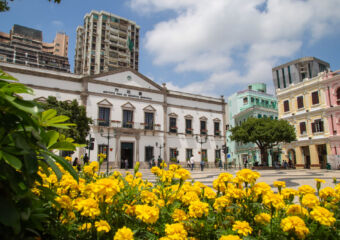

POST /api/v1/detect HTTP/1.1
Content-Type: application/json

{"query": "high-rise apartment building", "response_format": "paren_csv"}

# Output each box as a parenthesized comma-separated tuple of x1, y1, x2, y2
(272, 57, 330, 90)
(0, 24, 70, 72)
(74, 10, 140, 75)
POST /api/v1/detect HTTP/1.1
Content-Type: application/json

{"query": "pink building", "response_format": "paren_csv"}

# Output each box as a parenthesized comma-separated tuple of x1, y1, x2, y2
(324, 70, 340, 155)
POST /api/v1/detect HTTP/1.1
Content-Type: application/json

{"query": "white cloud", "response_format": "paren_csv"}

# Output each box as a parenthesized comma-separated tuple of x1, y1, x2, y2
(130, 0, 340, 96)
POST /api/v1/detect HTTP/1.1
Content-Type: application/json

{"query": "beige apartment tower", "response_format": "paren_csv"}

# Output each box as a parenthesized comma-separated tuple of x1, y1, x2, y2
(74, 10, 140, 75)
(0, 24, 70, 72)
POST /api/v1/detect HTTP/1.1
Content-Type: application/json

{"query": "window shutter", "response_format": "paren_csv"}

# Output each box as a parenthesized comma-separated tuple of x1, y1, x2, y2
(312, 91, 319, 105)
(284, 100, 289, 112)
(311, 122, 315, 133)
(300, 122, 306, 134)
(297, 96, 304, 109)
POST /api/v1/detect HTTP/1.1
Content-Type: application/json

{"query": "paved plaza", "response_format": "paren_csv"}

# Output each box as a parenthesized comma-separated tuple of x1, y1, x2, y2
(118, 168, 340, 190)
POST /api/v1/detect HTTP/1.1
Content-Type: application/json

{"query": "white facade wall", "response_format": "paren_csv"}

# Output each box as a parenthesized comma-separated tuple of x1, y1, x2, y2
(1, 63, 226, 169)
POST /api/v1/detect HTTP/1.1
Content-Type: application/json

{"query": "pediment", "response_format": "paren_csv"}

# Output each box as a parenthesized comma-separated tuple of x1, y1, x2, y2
(93, 70, 162, 91)
(121, 102, 135, 110)
(184, 114, 193, 119)
(168, 112, 178, 117)
(34, 96, 47, 103)
(213, 118, 221, 122)
(97, 99, 113, 106)
(143, 105, 156, 112)
(200, 116, 208, 121)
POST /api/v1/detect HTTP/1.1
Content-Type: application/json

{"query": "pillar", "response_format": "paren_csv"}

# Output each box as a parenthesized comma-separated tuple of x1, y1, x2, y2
(309, 144, 320, 169)
(295, 146, 303, 168)
(136, 135, 140, 166)
(114, 134, 120, 168)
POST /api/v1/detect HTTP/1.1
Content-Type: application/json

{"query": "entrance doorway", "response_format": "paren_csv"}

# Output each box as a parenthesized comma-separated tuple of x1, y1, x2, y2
(301, 146, 310, 169)
(145, 146, 154, 163)
(317, 144, 327, 169)
(121, 142, 134, 169)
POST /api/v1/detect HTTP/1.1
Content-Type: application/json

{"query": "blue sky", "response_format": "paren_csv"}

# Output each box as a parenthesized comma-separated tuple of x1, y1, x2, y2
(1, 0, 339, 98)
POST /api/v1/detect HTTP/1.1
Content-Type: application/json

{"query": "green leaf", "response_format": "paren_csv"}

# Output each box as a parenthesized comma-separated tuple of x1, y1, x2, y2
(45, 130, 59, 149)
(2, 151, 22, 169)
(49, 141, 76, 151)
(46, 151, 78, 182)
(41, 109, 57, 121)
(5, 96, 40, 115)
(0, 69, 17, 81)
(0, 195, 21, 234)
(46, 115, 70, 124)
(42, 153, 62, 181)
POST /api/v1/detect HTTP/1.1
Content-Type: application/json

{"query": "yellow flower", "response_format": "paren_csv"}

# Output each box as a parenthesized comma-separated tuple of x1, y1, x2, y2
(163, 223, 187, 240)
(281, 188, 298, 200)
(254, 213, 271, 225)
(135, 172, 143, 178)
(188, 201, 209, 218)
(310, 206, 336, 226)
(213, 196, 231, 213)
(315, 178, 325, 184)
(141, 190, 158, 205)
(95, 220, 111, 233)
(301, 194, 319, 209)
(219, 235, 241, 240)
(174, 168, 191, 181)
(281, 216, 309, 239)
(286, 204, 309, 217)
(262, 192, 285, 210)
(55, 195, 73, 210)
(64, 156, 72, 162)
(74, 198, 100, 218)
(203, 187, 217, 199)
(123, 204, 136, 216)
(172, 209, 188, 222)
(135, 205, 159, 224)
(273, 181, 286, 188)
(169, 164, 180, 171)
(84, 161, 99, 176)
(319, 187, 335, 200)
(232, 221, 253, 236)
(236, 169, 260, 184)
(79, 223, 92, 231)
(252, 182, 271, 197)
(298, 185, 315, 196)
(213, 173, 233, 192)
(160, 160, 167, 169)
(181, 191, 200, 205)
(114, 226, 134, 240)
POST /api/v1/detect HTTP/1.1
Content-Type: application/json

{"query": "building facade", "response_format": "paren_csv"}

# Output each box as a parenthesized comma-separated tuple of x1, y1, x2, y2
(0, 62, 226, 169)
(272, 57, 330, 90)
(227, 83, 278, 167)
(74, 10, 139, 75)
(274, 58, 333, 169)
(0, 24, 70, 72)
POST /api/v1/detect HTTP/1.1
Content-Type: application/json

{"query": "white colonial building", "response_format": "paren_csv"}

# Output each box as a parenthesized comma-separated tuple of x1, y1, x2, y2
(1, 62, 227, 169)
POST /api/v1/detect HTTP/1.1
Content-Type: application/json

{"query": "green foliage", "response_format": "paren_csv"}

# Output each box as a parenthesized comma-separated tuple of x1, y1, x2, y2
(39, 96, 92, 144)
(230, 117, 296, 165)
(0, 0, 61, 12)
(0, 68, 78, 238)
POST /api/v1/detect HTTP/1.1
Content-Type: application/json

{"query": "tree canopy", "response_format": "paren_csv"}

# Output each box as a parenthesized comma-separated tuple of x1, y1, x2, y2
(230, 117, 296, 165)
(39, 96, 92, 144)
(0, 0, 61, 12)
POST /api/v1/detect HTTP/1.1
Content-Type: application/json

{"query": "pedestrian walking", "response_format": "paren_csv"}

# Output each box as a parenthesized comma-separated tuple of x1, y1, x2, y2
(73, 157, 81, 171)
(190, 155, 195, 171)
(218, 159, 223, 170)
(83, 153, 89, 165)
(157, 156, 161, 167)
(200, 159, 205, 171)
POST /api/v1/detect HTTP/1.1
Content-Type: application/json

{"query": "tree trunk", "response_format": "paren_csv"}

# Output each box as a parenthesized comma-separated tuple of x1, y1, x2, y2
(260, 147, 268, 166)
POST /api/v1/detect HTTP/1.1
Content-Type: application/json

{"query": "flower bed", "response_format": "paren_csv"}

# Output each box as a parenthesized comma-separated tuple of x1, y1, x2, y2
(34, 163, 340, 239)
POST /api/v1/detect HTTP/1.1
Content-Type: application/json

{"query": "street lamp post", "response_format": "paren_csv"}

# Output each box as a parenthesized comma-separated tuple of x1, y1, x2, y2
(195, 135, 207, 163)
(155, 142, 165, 160)
(100, 128, 115, 174)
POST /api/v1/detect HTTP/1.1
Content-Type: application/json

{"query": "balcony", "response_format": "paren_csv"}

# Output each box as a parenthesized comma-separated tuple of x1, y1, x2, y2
(169, 126, 178, 134)
(200, 129, 207, 135)
(214, 130, 221, 136)
(186, 128, 193, 135)
(96, 120, 161, 132)
(240, 102, 278, 111)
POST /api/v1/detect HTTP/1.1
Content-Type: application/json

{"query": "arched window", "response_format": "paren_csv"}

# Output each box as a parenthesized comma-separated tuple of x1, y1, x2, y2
(337, 88, 340, 105)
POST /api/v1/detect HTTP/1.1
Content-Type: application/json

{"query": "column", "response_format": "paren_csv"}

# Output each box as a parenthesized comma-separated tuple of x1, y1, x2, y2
(136, 135, 140, 167)
(309, 144, 320, 169)
(115, 134, 120, 168)
(295, 146, 303, 168)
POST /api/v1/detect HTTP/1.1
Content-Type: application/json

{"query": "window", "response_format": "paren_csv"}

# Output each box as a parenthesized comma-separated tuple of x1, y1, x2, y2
(144, 112, 154, 130)
(319, 63, 326, 73)
(282, 68, 286, 88)
(297, 96, 304, 109)
(200, 120, 207, 135)
(258, 114, 262, 118)
(185, 119, 192, 134)
(311, 91, 319, 105)
(201, 149, 207, 161)
(288, 65, 292, 84)
(186, 149, 192, 161)
(308, 63, 312, 78)
(98, 144, 108, 161)
(98, 107, 110, 126)
(283, 100, 290, 112)
(123, 110, 133, 128)
(145, 146, 153, 162)
(251, 97, 254, 103)
(243, 97, 248, 105)
(311, 119, 324, 133)
(169, 117, 177, 133)
(337, 88, 340, 105)
(276, 70, 280, 88)
(214, 122, 220, 136)
(215, 149, 221, 161)
(169, 148, 177, 161)
(299, 122, 306, 135)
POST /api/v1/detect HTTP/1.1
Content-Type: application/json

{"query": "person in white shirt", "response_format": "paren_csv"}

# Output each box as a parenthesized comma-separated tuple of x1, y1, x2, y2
(190, 155, 195, 171)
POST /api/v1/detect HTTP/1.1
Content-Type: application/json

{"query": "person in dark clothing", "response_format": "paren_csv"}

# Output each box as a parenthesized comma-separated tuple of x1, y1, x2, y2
(83, 153, 89, 165)
(73, 157, 81, 171)
(200, 160, 205, 171)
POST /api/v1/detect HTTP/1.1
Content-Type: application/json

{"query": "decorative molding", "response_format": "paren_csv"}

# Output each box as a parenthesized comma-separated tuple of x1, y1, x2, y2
(121, 101, 135, 110)
(184, 114, 193, 119)
(143, 105, 156, 112)
(213, 118, 221, 122)
(199, 116, 208, 121)
(97, 98, 113, 106)
(168, 112, 178, 117)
